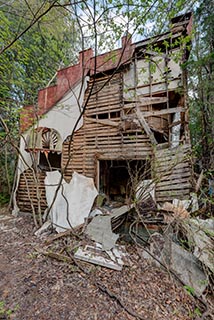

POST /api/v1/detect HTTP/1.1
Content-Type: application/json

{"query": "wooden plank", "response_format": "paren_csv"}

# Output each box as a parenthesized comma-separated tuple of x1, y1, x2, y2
(135, 107, 157, 145)
(155, 157, 189, 167)
(156, 183, 192, 191)
(156, 189, 191, 197)
(98, 153, 151, 160)
(155, 153, 189, 162)
(156, 172, 191, 183)
(86, 107, 121, 115)
(85, 117, 119, 127)
(155, 162, 190, 172)
(160, 167, 191, 175)
(156, 194, 190, 202)
(86, 87, 120, 96)
(156, 171, 191, 181)
(142, 107, 185, 117)
(86, 96, 120, 105)
(125, 96, 168, 106)
(155, 144, 191, 157)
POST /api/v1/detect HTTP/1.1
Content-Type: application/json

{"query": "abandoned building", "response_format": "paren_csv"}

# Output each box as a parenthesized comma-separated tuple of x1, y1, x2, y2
(14, 12, 194, 218)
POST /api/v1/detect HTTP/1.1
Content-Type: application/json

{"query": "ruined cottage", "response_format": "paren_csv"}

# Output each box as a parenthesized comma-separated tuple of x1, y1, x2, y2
(14, 12, 193, 216)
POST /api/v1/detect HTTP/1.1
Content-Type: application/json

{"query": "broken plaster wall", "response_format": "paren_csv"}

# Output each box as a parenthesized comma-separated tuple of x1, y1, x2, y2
(13, 78, 88, 215)
(123, 48, 182, 100)
(45, 171, 98, 233)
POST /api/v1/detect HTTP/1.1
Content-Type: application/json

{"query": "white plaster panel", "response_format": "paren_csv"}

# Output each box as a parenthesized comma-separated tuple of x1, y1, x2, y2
(168, 49, 182, 79)
(136, 59, 150, 86)
(45, 171, 98, 232)
(151, 56, 166, 83)
(36, 79, 88, 141)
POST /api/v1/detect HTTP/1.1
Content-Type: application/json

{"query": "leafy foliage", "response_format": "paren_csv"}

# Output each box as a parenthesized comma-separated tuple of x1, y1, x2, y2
(188, 0, 214, 170)
(0, 0, 79, 205)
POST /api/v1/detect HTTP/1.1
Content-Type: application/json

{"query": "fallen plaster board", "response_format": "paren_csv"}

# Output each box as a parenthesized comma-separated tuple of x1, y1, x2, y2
(171, 242, 207, 297)
(74, 245, 126, 271)
(45, 171, 98, 233)
(86, 215, 119, 251)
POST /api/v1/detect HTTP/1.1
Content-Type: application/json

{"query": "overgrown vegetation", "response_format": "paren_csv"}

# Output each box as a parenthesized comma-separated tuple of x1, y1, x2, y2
(188, 0, 214, 213)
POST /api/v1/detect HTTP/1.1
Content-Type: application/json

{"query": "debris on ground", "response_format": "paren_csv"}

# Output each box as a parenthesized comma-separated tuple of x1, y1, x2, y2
(74, 243, 127, 271)
(86, 215, 119, 251)
(2, 206, 213, 320)
(1, 182, 214, 320)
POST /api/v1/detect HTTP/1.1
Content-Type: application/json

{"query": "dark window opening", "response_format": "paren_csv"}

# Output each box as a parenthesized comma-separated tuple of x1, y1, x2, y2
(89, 111, 121, 120)
(99, 160, 151, 203)
(153, 130, 168, 144)
(98, 113, 109, 119)
(110, 111, 120, 118)
(39, 152, 61, 171)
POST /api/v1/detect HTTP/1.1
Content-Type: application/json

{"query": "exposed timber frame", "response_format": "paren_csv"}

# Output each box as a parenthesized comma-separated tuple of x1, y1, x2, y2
(16, 12, 194, 213)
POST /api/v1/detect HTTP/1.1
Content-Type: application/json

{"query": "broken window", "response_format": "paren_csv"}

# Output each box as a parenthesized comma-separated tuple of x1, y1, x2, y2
(39, 151, 61, 171)
(25, 127, 62, 171)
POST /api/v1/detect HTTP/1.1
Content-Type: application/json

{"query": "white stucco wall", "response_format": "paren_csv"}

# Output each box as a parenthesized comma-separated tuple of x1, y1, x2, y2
(13, 77, 88, 215)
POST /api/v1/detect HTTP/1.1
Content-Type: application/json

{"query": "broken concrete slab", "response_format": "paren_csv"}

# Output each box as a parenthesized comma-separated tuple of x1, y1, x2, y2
(142, 231, 207, 297)
(86, 215, 119, 251)
(170, 242, 207, 297)
(74, 244, 127, 271)
(184, 218, 214, 273)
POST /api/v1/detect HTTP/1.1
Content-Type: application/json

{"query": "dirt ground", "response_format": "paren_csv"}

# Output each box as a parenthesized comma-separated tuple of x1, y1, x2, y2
(0, 206, 205, 320)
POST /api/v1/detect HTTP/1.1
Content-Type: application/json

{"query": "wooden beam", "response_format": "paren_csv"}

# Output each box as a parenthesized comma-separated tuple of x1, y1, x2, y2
(141, 50, 167, 58)
(125, 78, 181, 92)
(124, 106, 185, 117)
(135, 107, 157, 145)
(124, 96, 168, 106)
(142, 107, 185, 117)
(85, 117, 119, 127)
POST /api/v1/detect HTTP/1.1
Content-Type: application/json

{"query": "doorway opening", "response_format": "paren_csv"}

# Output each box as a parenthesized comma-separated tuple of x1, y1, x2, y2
(99, 159, 151, 203)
